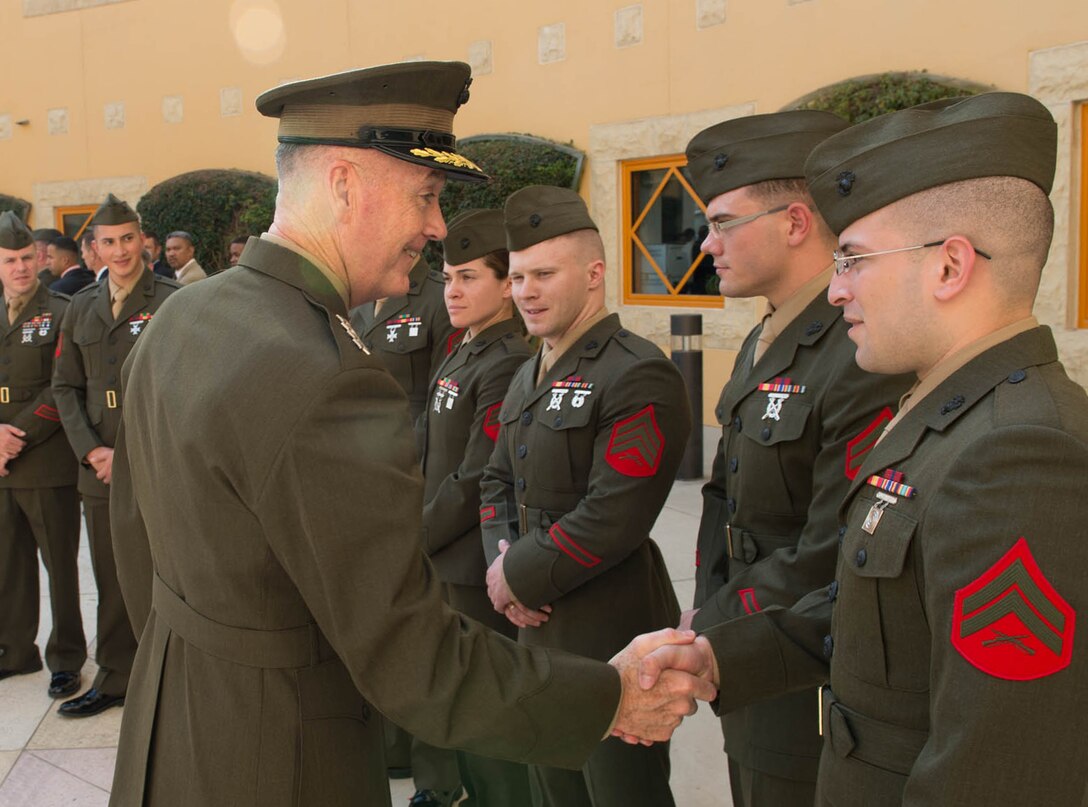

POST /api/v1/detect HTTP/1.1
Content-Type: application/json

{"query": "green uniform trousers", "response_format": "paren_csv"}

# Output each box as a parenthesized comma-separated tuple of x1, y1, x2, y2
(83, 494, 136, 695)
(447, 582, 533, 807)
(0, 486, 85, 672)
(529, 736, 673, 807)
(728, 757, 816, 807)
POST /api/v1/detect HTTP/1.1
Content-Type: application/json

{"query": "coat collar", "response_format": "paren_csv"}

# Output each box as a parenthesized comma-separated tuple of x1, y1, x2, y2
(522, 313, 620, 409)
(93, 268, 159, 331)
(719, 291, 841, 416)
(843, 326, 1060, 504)
(239, 238, 346, 318)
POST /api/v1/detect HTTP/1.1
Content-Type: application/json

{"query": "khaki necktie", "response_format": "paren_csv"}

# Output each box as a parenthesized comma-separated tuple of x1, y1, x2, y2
(111, 288, 129, 320)
(6, 298, 25, 327)
(373, 298, 388, 319)
(752, 310, 776, 366)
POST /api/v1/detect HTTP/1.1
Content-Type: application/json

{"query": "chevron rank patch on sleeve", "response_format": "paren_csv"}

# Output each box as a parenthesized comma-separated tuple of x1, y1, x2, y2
(605, 404, 663, 478)
(952, 538, 1075, 681)
(483, 402, 501, 442)
(845, 406, 893, 480)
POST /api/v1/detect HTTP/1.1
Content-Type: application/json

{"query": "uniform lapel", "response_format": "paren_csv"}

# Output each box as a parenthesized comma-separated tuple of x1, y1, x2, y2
(524, 314, 618, 410)
(719, 294, 841, 417)
(93, 279, 115, 329)
(842, 327, 1059, 503)
(110, 269, 156, 332)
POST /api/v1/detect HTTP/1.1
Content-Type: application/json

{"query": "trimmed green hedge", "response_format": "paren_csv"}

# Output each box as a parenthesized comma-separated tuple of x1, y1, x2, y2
(137, 169, 276, 273)
(0, 194, 31, 221)
(792, 71, 990, 123)
(426, 133, 585, 268)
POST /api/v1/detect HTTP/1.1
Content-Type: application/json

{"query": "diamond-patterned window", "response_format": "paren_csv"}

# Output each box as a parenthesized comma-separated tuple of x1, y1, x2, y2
(622, 154, 720, 307)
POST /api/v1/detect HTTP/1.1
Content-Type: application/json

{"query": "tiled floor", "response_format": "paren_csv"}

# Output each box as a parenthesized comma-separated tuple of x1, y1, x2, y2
(0, 434, 732, 806)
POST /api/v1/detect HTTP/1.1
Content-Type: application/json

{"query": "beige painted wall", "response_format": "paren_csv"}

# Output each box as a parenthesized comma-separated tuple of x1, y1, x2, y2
(2, 0, 1087, 403)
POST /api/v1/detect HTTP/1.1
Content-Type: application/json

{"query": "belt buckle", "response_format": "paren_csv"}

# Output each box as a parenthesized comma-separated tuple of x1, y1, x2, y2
(106, 390, 118, 409)
(0, 386, 8, 404)
(518, 504, 528, 535)
(726, 524, 734, 558)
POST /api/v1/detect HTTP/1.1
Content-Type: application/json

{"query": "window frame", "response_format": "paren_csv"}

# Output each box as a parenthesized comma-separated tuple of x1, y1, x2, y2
(621, 154, 722, 308)
(54, 204, 99, 240)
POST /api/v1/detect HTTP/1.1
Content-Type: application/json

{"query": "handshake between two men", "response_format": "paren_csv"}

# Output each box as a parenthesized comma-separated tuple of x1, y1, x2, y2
(610, 629, 720, 746)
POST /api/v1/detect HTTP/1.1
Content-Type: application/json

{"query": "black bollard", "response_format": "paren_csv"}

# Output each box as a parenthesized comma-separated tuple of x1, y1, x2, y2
(670, 314, 703, 479)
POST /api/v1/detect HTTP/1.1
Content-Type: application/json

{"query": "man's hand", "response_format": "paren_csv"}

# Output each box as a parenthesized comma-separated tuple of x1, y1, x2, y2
(86, 446, 115, 485)
(608, 629, 718, 746)
(487, 539, 552, 628)
(677, 608, 699, 632)
(0, 457, 9, 478)
(0, 424, 26, 463)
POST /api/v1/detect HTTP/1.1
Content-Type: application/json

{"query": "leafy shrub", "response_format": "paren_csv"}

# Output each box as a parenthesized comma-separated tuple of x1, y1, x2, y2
(0, 194, 31, 221)
(426, 134, 585, 268)
(137, 169, 276, 273)
(792, 71, 990, 123)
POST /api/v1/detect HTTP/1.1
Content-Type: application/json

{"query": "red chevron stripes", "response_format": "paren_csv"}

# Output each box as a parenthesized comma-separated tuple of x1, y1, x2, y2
(479, 506, 496, 524)
(549, 523, 601, 568)
(952, 538, 1074, 681)
(483, 402, 502, 443)
(605, 405, 663, 478)
(739, 588, 762, 615)
(34, 404, 61, 422)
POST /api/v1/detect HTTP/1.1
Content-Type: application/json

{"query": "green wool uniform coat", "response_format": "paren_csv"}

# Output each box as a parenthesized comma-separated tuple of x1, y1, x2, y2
(700, 327, 1088, 806)
(52, 268, 181, 695)
(480, 313, 691, 807)
(350, 258, 462, 422)
(107, 239, 619, 807)
(420, 317, 532, 587)
(52, 269, 181, 499)
(693, 293, 911, 787)
(419, 316, 535, 804)
(0, 283, 85, 674)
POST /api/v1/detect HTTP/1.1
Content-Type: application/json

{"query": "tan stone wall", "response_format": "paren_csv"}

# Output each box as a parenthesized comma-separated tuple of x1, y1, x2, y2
(1, 0, 1086, 395)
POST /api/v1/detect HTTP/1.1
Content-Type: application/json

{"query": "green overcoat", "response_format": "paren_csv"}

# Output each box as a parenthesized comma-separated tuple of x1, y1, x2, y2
(108, 239, 618, 807)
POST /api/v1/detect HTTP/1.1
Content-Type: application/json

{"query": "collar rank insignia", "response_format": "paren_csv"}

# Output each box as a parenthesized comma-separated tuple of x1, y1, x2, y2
(861, 469, 916, 534)
(757, 377, 806, 422)
(433, 377, 460, 413)
(952, 538, 1074, 681)
(385, 314, 422, 342)
(336, 315, 369, 354)
(547, 376, 593, 412)
(128, 311, 153, 337)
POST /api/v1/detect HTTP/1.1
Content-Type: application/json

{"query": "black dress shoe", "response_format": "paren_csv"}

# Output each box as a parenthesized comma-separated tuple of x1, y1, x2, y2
(408, 788, 463, 807)
(58, 687, 124, 717)
(0, 659, 44, 680)
(48, 671, 82, 698)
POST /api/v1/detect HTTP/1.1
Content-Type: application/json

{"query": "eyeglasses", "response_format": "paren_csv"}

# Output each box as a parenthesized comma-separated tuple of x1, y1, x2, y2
(831, 240, 993, 275)
(706, 204, 791, 236)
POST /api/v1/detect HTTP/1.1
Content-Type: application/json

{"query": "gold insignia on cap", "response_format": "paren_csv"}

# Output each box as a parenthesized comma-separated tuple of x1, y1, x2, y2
(410, 148, 482, 172)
